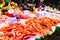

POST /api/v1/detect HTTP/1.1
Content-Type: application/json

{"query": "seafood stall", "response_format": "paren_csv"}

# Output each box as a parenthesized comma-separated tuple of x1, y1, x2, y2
(0, 0, 60, 40)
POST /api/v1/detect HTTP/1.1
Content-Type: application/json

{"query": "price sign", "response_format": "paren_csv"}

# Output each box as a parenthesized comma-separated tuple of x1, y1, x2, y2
(6, 17, 17, 24)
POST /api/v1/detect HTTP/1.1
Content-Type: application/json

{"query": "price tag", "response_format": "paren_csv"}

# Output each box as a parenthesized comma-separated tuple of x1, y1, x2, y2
(6, 17, 17, 24)
(36, 13, 40, 19)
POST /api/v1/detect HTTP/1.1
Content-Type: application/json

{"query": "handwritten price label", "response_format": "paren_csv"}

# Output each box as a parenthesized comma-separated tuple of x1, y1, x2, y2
(6, 17, 17, 24)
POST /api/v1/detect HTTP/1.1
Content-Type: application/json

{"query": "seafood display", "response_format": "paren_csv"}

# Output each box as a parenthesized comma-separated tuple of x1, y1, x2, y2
(0, 1, 60, 40)
(0, 17, 58, 40)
